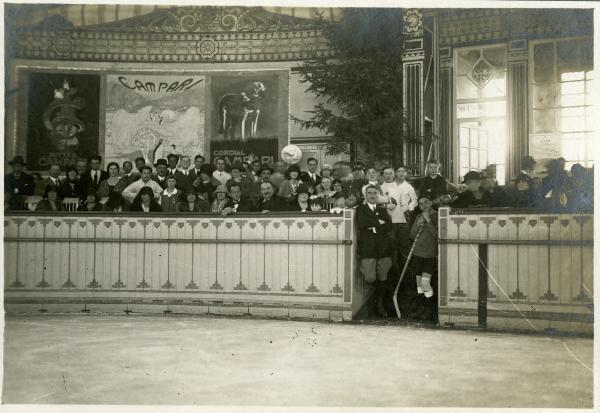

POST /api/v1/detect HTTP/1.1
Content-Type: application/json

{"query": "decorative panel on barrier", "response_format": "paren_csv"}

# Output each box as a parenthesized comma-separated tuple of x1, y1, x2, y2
(4, 211, 367, 321)
(438, 207, 594, 334)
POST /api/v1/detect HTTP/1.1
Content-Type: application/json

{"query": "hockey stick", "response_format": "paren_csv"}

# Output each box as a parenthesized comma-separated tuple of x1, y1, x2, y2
(392, 222, 425, 319)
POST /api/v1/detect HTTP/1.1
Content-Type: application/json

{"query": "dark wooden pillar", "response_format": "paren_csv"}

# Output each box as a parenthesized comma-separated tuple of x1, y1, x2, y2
(508, 40, 528, 180)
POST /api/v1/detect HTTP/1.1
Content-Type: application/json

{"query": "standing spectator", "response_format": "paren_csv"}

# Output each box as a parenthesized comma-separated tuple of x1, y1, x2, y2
(254, 182, 286, 212)
(250, 159, 262, 182)
(540, 157, 571, 211)
(346, 192, 359, 209)
(316, 176, 336, 209)
(418, 159, 453, 199)
(122, 165, 163, 204)
(188, 155, 206, 190)
(130, 187, 162, 213)
(356, 185, 393, 317)
(76, 158, 90, 177)
(452, 171, 488, 208)
(226, 164, 254, 199)
(115, 160, 140, 193)
(211, 185, 229, 213)
(361, 166, 384, 199)
(173, 155, 193, 192)
(5, 155, 34, 210)
(194, 164, 220, 202)
(381, 166, 417, 271)
(222, 183, 253, 215)
(77, 191, 103, 212)
(273, 160, 288, 176)
(159, 176, 182, 213)
(568, 164, 594, 212)
(102, 192, 127, 212)
(177, 191, 209, 213)
(80, 155, 108, 195)
(321, 164, 333, 179)
(35, 164, 62, 196)
(301, 157, 322, 187)
(521, 156, 537, 186)
(134, 157, 146, 175)
(166, 153, 180, 177)
(212, 157, 231, 185)
(278, 164, 302, 200)
(152, 159, 169, 190)
(35, 186, 64, 212)
(98, 162, 122, 199)
(31, 172, 42, 189)
(58, 166, 84, 200)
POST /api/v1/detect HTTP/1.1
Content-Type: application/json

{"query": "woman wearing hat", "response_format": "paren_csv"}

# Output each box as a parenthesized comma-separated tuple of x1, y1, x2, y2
(193, 163, 220, 203)
(288, 183, 311, 212)
(35, 186, 65, 212)
(452, 171, 489, 209)
(77, 191, 103, 212)
(210, 185, 229, 213)
(278, 164, 302, 200)
(58, 166, 85, 200)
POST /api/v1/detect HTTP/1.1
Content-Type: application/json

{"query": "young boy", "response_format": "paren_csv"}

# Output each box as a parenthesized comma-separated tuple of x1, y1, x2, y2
(330, 192, 347, 214)
(410, 196, 438, 298)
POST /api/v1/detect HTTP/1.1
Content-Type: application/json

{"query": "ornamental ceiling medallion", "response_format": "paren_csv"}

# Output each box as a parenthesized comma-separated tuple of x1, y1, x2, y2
(469, 56, 496, 88)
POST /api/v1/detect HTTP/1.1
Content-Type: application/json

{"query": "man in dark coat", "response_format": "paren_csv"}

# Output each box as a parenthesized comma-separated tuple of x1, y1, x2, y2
(34, 164, 63, 196)
(5, 156, 34, 210)
(151, 159, 169, 190)
(300, 157, 322, 187)
(356, 184, 393, 317)
(79, 155, 109, 195)
(254, 182, 286, 212)
(222, 182, 253, 215)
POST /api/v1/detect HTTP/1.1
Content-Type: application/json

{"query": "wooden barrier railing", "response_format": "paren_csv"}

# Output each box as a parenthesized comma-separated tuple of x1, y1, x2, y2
(4, 211, 372, 321)
(438, 207, 594, 334)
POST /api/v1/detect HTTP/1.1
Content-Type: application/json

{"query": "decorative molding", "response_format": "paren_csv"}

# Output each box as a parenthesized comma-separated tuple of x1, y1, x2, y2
(403, 9, 423, 38)
(9, 6, 333, 63)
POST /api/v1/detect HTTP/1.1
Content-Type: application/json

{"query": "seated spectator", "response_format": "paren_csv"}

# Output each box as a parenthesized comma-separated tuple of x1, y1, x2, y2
(332, 179, 344, 194)
(288, 184, 311, 212)
(211, 185, 229, 213)
(173, 155, 193, 193)
(316, 176, 336, 200)
(98, 162, 122, 199)
(122, 165, 163, 204)
(250, 159, 262, 182)
(251, 164, 274, 202)
(159, 176, 182, 213)
(35, 186, 64, 212)
(452, 171, 488, 208)
(254, 182, 286, 213)
(480, 167, 510, 207)
(346, 192, 359, 209)
(278, 164, 302, 200)
(521, 156, 537, 186)
(130, 187, 162, 212)
(568, 163, 594, 212)
(177, 192, 210, 213)
(102, 192, 127, 212)
(508, 173, 536, 208)
(222, 183, 253, 215)
(35, 164, 62, 196)
(310, 197, 324, 212)
(193, 164, 220, 203)
(540, 157, 571, 211)
(59, 166, 85, 200)
(78, 191, 103, 212)
(330, 192, 347, 214)
(226, 163, 254, 199)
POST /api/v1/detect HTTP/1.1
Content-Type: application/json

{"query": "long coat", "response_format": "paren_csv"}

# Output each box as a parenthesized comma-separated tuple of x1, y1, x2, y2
(355, 203, 393, 259)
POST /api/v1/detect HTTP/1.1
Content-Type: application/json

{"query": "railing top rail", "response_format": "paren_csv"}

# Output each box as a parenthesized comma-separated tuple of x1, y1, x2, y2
(4, 211, 350, 219)
(447, 207, 593, 216)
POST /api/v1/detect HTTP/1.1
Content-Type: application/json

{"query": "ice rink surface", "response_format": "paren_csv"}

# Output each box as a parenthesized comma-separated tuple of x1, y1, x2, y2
(2, 314, 593, 407)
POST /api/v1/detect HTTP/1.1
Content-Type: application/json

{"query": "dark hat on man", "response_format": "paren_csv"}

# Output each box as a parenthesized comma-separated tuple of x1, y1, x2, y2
(167, 153, 179, 161)
(154, 159, 168, 168)
(258, 164, 274, 175)
(199, 163, 214, 175)
(352, 163, 364, 172)
(463, 171, 482, 183)
(8, 155, 26, 166)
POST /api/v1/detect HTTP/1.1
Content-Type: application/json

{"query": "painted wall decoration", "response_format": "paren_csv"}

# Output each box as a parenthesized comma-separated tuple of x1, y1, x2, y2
(26, 72, 100, 170)
(209, 71, 288, 164)
(104, 74, 206, 165)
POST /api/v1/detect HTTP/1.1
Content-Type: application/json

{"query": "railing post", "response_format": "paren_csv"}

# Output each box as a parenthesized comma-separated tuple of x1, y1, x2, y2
(477, 243, 488, 328)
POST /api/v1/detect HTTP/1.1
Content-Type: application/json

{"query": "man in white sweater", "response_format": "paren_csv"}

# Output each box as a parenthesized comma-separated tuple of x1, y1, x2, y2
(380, 166, 418, 271)
(121, 166, 163, 204)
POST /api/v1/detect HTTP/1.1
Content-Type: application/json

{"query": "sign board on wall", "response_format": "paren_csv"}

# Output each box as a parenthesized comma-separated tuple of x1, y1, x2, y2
(211, 138, 278, 166)
(529, 133, 561, 159)
(26, 72, 101, 170)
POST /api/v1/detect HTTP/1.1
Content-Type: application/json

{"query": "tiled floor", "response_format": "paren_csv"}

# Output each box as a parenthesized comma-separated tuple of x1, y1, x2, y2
(2, 314, 593, 407)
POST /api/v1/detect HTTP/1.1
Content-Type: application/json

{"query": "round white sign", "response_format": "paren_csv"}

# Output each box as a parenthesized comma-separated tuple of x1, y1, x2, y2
(281, 145, 303, 165)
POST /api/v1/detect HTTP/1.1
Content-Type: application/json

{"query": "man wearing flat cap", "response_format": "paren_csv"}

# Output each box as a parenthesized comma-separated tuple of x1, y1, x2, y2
(5, 156, 34, 210)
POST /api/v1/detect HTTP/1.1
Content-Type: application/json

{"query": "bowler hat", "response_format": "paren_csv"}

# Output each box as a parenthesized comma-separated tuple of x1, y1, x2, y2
(463, 171, 482, 183)
(154, 159, 168, 168)
(8, 155, 26, 166)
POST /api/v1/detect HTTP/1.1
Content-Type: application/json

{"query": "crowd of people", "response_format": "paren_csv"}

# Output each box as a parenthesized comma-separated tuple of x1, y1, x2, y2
(4, 152, 594, 321)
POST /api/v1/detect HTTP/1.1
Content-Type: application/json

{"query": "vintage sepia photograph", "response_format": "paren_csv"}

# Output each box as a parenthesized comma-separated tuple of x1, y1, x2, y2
(1, 0, 596, 411)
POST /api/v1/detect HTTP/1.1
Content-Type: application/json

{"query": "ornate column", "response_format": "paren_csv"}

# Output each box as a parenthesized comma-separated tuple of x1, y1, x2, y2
(438, 47, 453, 181)
(507, 40, 528, 178)
(402, 9, 425, 175)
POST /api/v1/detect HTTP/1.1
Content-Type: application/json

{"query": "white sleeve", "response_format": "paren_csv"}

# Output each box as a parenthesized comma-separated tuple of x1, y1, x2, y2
(408, 185, 418, 211)
(122, 182, 138, 203)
